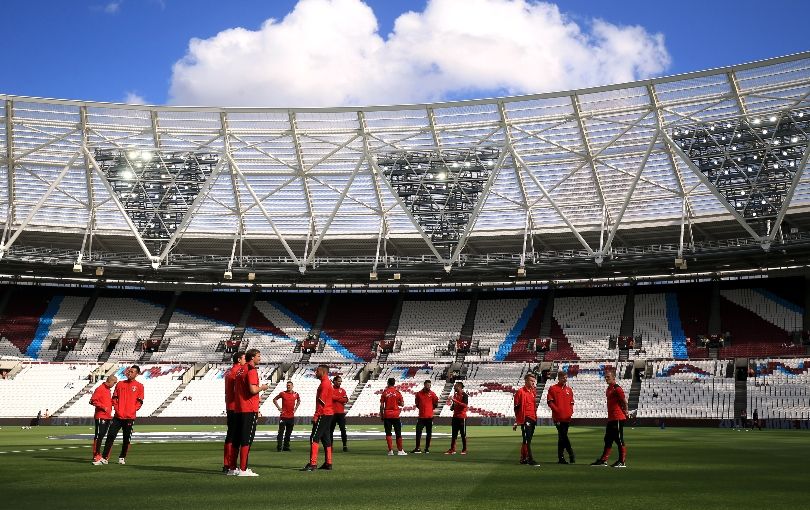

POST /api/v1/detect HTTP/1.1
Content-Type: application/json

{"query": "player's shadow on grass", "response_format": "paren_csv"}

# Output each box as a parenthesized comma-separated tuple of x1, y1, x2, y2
(128, 464, 218, 475)
(36, 455, 91, 464)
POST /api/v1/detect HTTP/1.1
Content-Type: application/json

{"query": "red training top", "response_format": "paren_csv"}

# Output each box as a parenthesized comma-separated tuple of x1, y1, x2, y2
(314, 374, 334, 420)
(547, 382, 575, 422)
(451, 391, 468, 419)
(235, 364, 260, 413)
(380, 386, 404, 419)
(112, 379, 144, 420)
(513, 386, 537, 423)
(90, 384, 113, 420)
(606, 383, 628, 421)
(224, 363, 243, 412)
(273, 390, 300, 419)
(414, 389, 439, 419)
(332, 386, 349, 414)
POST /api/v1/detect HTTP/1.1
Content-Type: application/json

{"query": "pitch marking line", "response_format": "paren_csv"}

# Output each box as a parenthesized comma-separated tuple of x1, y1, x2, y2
(0, 445, 92, 455)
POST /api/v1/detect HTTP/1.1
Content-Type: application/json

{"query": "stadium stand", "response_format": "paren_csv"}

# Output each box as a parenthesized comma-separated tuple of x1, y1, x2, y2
(66, 296, 165, 362)
(0, 363, 95, 418)
(438, 362, 532, 418)
(471, 298, 531, 361)
(537, 362, 630, 419)
(637, 361, 735, 419)
(387, 299, 469, 362)
(553, 295, 625, 360)
(319, 293, 397, 362)
(634, 293, 678, 359)
(747, 358, 810, 420)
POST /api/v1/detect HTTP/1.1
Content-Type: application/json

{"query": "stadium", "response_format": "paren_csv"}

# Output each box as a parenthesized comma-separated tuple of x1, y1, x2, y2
(1, 10, 810, 508)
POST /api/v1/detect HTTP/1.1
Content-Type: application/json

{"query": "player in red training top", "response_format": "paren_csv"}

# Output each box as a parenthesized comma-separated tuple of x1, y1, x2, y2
(223, 350, 245, 473)
(95, 365, 144, 466)
(89, 375, 118, 463)
(303, 364, 335, 471)
(273, 380, 300, 452)
(330, 375, 349, 452)
(547, 369, 575, 464)
(591, 370, 628, 468)
(380, 377, 407, 456)
(232, 349, 269, 477)
(411, 379, 439, 454)
(513, 373, 538, 466)
(446, 381, 469, 455)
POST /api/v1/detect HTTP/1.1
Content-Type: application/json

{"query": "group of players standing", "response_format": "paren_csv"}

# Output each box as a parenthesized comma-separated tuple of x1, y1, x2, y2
(515, 369, 629, 468)
(86, 349, 629, 473)
(220, 348, 476, 476)
(219, 348, 630, 475)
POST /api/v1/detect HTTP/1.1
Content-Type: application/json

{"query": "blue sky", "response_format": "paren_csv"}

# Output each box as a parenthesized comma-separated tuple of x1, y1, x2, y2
(2, 0, 808, 106)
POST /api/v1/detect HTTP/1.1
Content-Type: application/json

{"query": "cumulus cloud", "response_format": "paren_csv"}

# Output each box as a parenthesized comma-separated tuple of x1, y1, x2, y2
(169, 0, 671, 107)
(123, 91, 147, 104)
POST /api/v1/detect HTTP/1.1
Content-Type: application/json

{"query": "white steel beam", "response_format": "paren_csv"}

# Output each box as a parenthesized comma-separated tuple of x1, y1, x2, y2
(601, 130, 660, 254)
(1, 151, 82, 256)
(571, 95, 611, 226)
(158, 154, 228, 262)
(510, 146, 595, 256)
(83, 147, 156, 262)
(2, 100, 14, 246)
(768, 140, 810, 243)
(230, 153, 302, 267)
(449, 145, 509, 264)
(304, 154, 365, 266)
(661, 130, 763, 241)
(288, 112, 315, 237)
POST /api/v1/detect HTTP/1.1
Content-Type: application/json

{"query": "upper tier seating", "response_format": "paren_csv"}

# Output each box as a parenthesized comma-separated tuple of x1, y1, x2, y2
(35, 296, 91, 361)
(634, 293, 677, 359)
(553, 296, 625, 360)
(471, 298, 531, 361)
(319, 293, 397, 362)
(388, 299, 468, 362)
(67, 297, 165, 362)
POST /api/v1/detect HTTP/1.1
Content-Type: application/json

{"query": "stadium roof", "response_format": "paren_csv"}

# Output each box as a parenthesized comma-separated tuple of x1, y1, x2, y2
(1, 52, 810, 285)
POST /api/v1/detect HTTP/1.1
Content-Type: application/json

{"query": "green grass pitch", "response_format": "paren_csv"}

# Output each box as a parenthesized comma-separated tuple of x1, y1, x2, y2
(1, 424, 807, 509)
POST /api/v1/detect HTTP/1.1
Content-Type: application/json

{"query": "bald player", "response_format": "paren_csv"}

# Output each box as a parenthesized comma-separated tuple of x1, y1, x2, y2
(89, 375, 118, 463)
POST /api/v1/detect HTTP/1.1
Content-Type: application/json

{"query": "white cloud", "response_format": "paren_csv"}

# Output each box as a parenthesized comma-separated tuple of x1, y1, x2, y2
(123, 91, 147, 104)
(104, 1, 123, 14)
(169, 0, 671, 107)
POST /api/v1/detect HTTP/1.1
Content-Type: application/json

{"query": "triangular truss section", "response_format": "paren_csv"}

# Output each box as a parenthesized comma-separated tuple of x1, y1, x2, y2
(92, 148, 219, 251)
(672, 108, 809, 235)
(376, 147, 499, 257)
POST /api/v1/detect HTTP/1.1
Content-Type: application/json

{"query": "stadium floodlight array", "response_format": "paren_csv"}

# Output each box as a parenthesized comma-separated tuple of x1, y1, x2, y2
(92, 149, 219, 251)
(672, 109, 809, 235)
(376, 148, 499, 256)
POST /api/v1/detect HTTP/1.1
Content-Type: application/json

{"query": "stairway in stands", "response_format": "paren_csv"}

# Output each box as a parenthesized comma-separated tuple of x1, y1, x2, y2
(139, 291, 180, 362)
(301, 294, 330, 362)
(456, 292, 479, 362)
(53, 379, 96, 417)
(627, 365, 642, 413)
(221, 290, 258, 361)
(153, 381, 189, 416)
(54, 289, 100, 362)
(344, 380, 368, 413)
(734, 360, 748, 420)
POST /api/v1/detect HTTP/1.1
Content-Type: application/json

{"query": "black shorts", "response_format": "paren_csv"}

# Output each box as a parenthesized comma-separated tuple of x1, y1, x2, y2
(605, 420, 625, 446)
(238, 412, 258, 447)
(225, 410, 239, 444)
(383, 418, 402, 438)
(310, 415, 333, 446)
